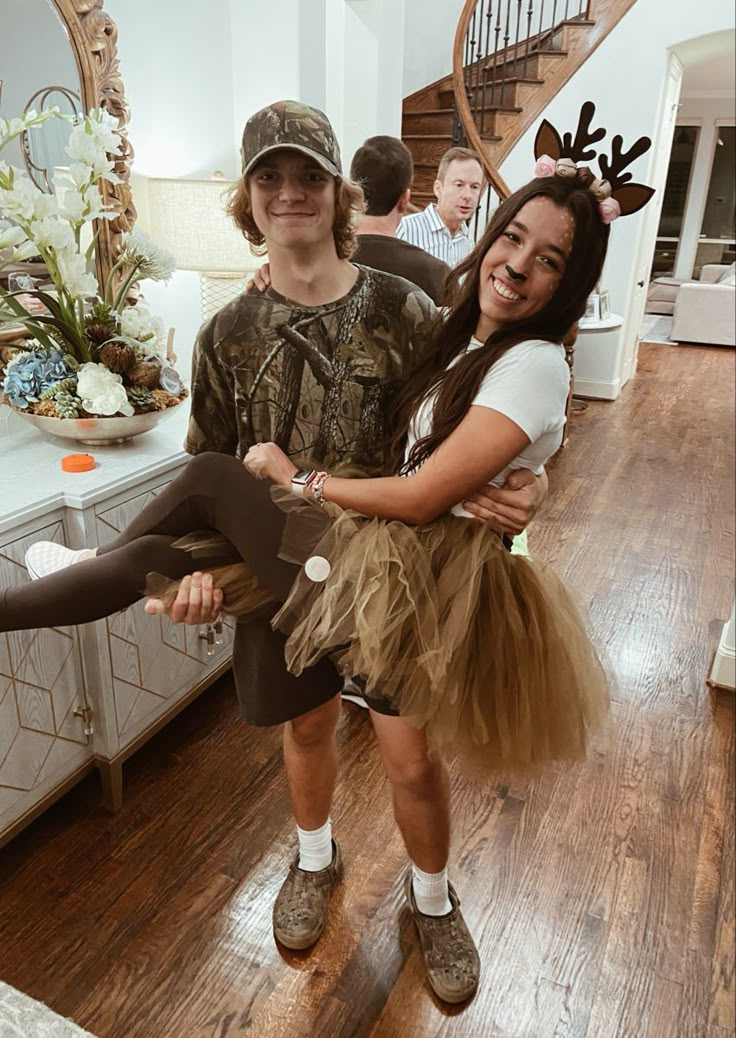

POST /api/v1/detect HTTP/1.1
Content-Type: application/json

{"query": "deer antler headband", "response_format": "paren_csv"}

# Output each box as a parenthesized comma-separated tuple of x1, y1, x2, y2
(533, 101, 655, 223)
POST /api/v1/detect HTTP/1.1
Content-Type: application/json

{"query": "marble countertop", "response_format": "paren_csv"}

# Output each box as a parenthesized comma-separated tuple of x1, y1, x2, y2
(0, 404, 190, 535)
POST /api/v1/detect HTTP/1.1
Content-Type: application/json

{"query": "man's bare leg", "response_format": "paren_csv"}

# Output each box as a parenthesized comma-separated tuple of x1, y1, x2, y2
(283, 694, 341, 831)
(273, 693, 343, 951)
(370, 710, 479, 1005)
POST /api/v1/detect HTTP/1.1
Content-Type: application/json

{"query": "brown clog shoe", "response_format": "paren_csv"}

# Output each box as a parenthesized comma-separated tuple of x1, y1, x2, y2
(272, 840, 343, 950)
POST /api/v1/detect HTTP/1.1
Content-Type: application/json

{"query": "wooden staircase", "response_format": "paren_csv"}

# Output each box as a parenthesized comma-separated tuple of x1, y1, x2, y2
(402, 0, 637, 209)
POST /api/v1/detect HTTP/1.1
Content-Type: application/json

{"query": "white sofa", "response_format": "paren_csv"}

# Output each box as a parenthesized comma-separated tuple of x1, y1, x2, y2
(671, 263, 736, 347)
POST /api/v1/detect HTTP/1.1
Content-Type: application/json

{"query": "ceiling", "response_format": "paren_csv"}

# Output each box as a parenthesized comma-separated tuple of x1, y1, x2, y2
(676, 29, 736, 96)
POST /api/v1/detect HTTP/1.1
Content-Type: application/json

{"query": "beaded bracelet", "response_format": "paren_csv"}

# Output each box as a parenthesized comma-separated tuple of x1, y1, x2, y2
(310, 471, 330, 507)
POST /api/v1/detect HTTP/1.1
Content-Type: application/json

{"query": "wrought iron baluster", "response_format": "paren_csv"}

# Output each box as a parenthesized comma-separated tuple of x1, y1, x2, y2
(503, 0, 512, 97)
(468, 8, 478, 140)
(451, 104, 461, 147)
(480, 2, 493, 137)
(463, 13, 472, 136)
(490, 3, 503, 105)
(475, 2, 485, 136)
(564, 0, 570, 19)
(551, 0, 558, 28)
(537, 0, 545, 37)
(523, 0, 533, 77)
(472, 187, 482, 243)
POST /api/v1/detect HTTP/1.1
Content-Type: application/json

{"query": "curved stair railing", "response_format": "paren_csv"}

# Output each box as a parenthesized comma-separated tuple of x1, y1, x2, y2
(452, 0, 592, 209)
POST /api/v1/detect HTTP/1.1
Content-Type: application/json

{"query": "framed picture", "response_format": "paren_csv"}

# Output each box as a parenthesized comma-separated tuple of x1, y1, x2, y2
(581, 289, 610, 325)
(583, 293, 601, 322)
(599, 289, 610, 321)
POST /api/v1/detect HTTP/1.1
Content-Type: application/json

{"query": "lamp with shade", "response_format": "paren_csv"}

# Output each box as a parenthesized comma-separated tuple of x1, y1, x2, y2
(133, 174, 262, 320)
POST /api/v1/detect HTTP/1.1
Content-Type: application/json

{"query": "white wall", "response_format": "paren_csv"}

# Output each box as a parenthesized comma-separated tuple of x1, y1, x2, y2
(105, 0, 238, 378)
(498, 0, 735, 398)
(229, 0, 302, 158)
(325, 0, 406, 170)
(106, 0, 235, 179)
(102, 0, 410, 374)
(402, 0, 464, 97)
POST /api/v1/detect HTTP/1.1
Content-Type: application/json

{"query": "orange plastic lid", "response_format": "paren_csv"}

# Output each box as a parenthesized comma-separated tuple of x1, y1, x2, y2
(61, 453, 95, 473)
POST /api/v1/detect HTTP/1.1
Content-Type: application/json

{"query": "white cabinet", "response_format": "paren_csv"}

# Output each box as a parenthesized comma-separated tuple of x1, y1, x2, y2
(0, 407, 234, 844)
(0, 513, 93, 843)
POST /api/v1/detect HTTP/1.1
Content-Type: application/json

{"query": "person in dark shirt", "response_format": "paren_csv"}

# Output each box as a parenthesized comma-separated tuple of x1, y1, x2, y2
(350, 135, 452, 305)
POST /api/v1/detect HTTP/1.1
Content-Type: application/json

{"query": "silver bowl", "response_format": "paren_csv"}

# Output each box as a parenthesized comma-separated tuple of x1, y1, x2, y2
(13, 403, 183, 445)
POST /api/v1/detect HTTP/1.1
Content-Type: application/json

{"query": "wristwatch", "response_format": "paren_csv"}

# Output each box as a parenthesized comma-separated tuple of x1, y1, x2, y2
(290, 469, 315, 496)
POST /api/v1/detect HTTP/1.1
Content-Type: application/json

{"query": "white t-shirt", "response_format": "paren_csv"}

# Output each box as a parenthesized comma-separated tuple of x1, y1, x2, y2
(403, 337, 570, 518)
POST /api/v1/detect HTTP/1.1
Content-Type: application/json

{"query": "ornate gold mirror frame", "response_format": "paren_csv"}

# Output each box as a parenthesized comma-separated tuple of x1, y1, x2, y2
(51, 0, 136, 287)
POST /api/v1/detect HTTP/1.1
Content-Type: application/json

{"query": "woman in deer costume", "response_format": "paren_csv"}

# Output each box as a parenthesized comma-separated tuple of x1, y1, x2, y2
(6, 102, 654, 778)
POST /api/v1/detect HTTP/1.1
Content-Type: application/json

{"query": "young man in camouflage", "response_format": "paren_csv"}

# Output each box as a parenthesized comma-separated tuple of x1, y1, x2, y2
(174, 101, 545, 1004)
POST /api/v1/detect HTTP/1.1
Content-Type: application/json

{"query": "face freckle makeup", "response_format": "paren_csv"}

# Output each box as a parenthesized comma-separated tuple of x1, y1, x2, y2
(474, 195, 575, 339)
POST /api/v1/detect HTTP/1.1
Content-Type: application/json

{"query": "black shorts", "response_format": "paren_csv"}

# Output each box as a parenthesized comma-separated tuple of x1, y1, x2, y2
(232, 616, 398, 725)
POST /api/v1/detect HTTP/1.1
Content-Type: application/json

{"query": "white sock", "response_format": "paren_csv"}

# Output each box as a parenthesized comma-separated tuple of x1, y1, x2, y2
(412, 863, 452, 916)
(297, 818, 333, 872)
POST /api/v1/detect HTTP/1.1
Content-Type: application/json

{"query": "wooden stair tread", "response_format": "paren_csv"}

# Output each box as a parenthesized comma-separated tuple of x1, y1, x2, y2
(488, 46, 568, 63)
(405, 105, 522, 116)
(404, 132, 501, 143)
(557, 17, 596, 26)
(457, 76, 544, 88)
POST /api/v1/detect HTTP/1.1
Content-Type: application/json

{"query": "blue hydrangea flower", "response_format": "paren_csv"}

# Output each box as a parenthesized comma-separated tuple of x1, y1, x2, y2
(2, 347, 72, 409)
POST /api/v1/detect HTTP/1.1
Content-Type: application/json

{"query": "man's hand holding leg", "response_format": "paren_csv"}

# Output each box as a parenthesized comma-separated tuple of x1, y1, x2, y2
(462, 467, 548, 536)
(144, 571, 223, 625)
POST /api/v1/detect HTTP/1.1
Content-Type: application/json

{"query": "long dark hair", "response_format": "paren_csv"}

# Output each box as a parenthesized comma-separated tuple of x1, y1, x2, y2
(387, 171, 610, 474)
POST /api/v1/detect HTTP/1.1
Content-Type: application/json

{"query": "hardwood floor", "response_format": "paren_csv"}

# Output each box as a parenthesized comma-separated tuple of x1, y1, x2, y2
(0, 342, 733, 1038)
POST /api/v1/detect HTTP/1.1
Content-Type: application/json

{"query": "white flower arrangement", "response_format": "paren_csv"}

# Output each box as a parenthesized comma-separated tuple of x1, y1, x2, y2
(0, 107, 185, 422)
(76, 362, 134, 417)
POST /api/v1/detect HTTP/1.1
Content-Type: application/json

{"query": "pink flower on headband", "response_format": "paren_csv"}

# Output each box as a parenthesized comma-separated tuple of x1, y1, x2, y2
(598, 197, 621, 224)
(534, 154, 556, 177)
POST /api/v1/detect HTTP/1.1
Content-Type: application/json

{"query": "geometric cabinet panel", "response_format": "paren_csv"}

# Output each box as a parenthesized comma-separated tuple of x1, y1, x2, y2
(0, 521, 90, 818)
(0, 457, 237, 846)
(94, 480, 234, 747)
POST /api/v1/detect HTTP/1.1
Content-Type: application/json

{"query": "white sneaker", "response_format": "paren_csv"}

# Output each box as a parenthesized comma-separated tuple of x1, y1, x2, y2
(25, 542, 94, 580)
(341, 677, 369, 710)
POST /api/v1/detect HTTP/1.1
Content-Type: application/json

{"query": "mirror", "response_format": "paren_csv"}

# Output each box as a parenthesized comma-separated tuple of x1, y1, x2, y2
(21, 86, 84, 192)
(0, 0, 81, 178)
(0, 0, 135, 286)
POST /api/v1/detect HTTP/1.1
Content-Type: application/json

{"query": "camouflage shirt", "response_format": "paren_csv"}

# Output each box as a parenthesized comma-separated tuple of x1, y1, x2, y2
(185, 266, 438, 475)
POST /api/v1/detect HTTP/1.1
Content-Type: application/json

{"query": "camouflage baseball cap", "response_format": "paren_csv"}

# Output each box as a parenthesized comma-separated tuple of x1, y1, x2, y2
(241, 100, 342, 178)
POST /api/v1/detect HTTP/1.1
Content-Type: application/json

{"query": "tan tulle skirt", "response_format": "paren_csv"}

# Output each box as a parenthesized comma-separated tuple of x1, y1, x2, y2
(269, 490, 609, 777)
(152, 488, 609, 778)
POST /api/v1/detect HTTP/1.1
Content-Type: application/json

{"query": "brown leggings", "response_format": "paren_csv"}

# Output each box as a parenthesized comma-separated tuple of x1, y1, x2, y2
(0, 452, 302, 632)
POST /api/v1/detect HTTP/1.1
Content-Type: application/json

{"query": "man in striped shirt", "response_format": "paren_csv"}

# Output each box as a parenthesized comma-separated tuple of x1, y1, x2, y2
(397, 146, 483, 267)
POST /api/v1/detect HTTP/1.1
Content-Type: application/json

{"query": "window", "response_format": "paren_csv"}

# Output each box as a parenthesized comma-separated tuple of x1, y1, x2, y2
(694, 125, 736, 275)
(651, 125, 699, 277)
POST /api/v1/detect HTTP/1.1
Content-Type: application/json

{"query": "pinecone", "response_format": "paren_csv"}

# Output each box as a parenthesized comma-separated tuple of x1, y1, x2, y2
(84, 303, 116, 345)
(128, 361, 162, 389)
(126, 385, 158, 413)
(86, 323, 113, 346)
(30, 399, 59, 417)
(55, 391, 82, 419)
(152, 388, 183, 410)
(99, 341, 136, 374)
